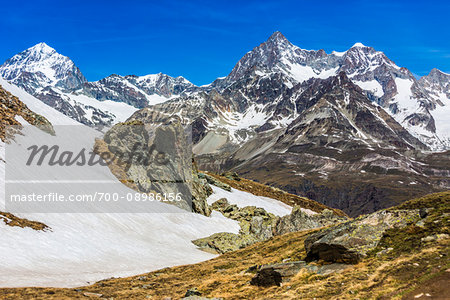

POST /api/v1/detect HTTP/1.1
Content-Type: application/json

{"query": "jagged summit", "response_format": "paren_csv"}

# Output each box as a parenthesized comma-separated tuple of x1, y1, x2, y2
(223, 31, 330, 85)
(428, 68, 450, 77)
(265, 31, 290, 45)
(0, 41, 86, 92)
(28, 42, 56, 54)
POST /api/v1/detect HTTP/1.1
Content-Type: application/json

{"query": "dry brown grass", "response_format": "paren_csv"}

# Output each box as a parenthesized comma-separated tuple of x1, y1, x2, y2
(0, 192, 448, 299)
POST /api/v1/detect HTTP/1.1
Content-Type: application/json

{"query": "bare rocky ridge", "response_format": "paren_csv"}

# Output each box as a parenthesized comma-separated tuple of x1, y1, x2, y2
(1, 33, 449, 147)
(82, 73, 198, 108)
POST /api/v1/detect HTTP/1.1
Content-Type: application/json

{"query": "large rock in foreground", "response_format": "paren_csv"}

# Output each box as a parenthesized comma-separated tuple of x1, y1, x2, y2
(100, 120, 212, 216)
(304, 209, 421, 264)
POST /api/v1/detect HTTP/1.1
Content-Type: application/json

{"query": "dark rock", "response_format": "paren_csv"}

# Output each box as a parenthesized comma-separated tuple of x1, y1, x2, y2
(185, 288, 202, 297)
(419, 208, 428, 218)
(250, 267, 283, 287)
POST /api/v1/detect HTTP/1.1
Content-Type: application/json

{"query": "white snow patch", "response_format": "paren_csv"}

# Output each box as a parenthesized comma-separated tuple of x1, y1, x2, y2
(207, 186, 293, 217)
(354, 80, 384, 98)
(0, 125, 241, 288)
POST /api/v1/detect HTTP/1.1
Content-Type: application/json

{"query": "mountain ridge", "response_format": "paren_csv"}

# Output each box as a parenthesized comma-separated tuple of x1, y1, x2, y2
(0, 32, 449, 148)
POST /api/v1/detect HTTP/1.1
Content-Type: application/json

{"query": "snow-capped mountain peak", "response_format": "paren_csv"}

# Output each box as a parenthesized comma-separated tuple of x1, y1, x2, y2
(0, 42, 86, 92)
(28, 42, 57, 55)
(223, 31, 332, 86)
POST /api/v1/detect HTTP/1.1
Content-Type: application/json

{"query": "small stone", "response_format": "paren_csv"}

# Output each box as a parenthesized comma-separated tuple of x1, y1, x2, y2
(414, 293, 424, 298)
(321, 209, 334, 218)
(185, 288, 202, 297)
(376, 247, 394, 257)
(138, 276, 147, 281)
(415, 220, 425, 227)
(83, 292, 103, 298)
(437, 233, 449, 240)
(419, 208, 428, 218)
(421, 235, 437, 242)
(413, 263, 419, 266)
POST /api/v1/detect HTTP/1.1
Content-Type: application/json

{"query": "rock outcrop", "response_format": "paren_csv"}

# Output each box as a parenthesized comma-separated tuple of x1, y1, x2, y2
(100, 119, 212, 215)
(198, 173, 231, 192)
(192, 198, 278, 253)
(304, 209, 422, 263)
(193, 197, 348, 253)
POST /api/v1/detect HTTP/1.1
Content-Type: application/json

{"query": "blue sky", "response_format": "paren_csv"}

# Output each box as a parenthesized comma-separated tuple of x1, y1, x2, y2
(0, 0, 449, 85)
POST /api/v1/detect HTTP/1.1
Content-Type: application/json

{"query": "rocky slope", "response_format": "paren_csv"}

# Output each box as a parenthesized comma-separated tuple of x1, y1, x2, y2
(0, 83, 54, 141)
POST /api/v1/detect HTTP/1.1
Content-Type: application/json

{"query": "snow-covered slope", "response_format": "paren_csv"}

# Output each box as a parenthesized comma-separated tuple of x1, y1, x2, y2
(0, 122, 243, 287)
(0, 204, 240, 288)
(0, 83, 244, 288)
